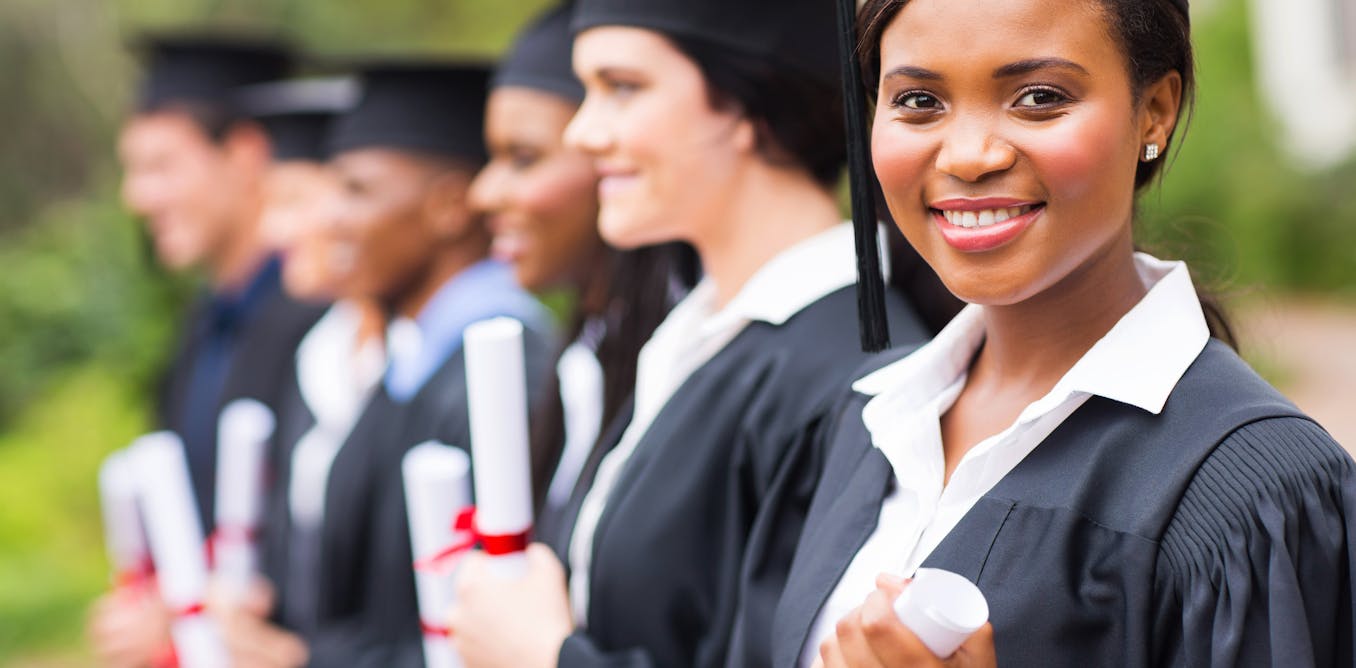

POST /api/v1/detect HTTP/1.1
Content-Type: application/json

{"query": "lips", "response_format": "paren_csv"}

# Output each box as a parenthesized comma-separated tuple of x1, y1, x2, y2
(929, 198, 1044, 253)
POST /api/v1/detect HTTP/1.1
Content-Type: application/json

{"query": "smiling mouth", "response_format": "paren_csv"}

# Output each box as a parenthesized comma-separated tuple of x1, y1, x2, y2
(933, 204, 1041, 229)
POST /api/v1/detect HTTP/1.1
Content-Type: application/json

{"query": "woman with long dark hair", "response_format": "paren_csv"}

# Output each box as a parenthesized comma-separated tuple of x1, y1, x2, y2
(466, 4, 693, 540)
(446, 0, 932, 666)
(772, 0, 1356, 665)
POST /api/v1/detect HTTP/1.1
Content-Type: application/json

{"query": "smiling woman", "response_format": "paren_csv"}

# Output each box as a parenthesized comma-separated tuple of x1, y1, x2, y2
(767, 0, 1356, 667)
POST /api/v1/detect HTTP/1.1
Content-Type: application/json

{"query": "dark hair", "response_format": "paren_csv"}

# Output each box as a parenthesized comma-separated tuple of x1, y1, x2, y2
(856, 0, 1235, 346)
(665, 34, 848, 188)
(145, 100, 248, 143)
(528, 242, 698, 509)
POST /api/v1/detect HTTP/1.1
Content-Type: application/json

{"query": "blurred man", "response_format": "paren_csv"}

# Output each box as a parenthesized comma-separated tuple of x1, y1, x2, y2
(89, 35, 324, 667)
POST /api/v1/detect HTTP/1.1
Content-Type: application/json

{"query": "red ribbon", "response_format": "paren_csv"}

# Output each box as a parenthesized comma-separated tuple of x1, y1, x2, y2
(205, 523, 258, 569)
(412, 507, 531, 575)
(114, 554, 157, 589)
(421, 619, 453, 638)
(173, 602, 206, 618)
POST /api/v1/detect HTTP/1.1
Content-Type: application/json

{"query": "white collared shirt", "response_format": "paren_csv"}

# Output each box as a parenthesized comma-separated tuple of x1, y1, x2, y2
(568, 222, 861, 625)
(801, 254, 1210, 667)
(545, 337, 607, 510)
(288, 302, 386, 529)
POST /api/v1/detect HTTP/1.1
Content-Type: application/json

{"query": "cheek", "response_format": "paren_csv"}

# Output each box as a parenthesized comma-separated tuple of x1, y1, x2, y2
(1020, 107, 1132, 203)
(872, 121, 935, 226)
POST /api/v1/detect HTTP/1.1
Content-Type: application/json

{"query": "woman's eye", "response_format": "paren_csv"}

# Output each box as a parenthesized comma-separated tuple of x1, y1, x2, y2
(1015, 88, 1069, 108)
(895, 92, 942, 110)
(509, 150, 539, 170)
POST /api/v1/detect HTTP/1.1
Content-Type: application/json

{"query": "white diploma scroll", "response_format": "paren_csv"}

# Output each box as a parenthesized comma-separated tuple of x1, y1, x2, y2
(212, 399, 276, 597)
(99, 448, 152, 587)
(893, 568, 989, 658)
(463, 317, 535, 578)
(403, 441, 473, 668)
(130, 432, 226, 668)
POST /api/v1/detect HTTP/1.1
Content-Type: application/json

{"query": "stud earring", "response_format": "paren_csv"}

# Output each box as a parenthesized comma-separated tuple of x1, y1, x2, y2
(1143, 143, 1161, 162)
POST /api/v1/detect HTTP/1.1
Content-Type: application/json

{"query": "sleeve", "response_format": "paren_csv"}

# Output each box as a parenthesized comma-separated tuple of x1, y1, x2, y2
(1152, 417, 1356, 668)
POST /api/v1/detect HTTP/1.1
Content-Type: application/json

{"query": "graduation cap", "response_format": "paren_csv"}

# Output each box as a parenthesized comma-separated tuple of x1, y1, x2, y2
(236, 77, 359, 162)
(493, 3, 584, 103)
(571, 0, 838, 85)
(131, 33, 294, 116)
(328, 61, 492, 165)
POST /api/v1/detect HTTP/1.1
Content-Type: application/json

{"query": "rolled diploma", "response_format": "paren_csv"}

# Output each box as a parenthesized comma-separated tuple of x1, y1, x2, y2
(99, 448, 151, 585)
(463, 317, 534, 578)
(892, 568, 989, 658)
(213, 399, 276, 596)
(131, 432, 226, 668)
(403, 441, 473, 668)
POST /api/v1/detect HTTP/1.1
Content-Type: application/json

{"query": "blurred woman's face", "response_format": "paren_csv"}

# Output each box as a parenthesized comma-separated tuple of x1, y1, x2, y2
(259, 161, 347, 302)
(871, 0, 1172, 306)
(566, 26, 745, 250)
(470, 88, 604, 292)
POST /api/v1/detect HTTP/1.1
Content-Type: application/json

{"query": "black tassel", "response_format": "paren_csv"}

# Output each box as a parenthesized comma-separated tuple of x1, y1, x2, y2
(835, 0, 891, 353)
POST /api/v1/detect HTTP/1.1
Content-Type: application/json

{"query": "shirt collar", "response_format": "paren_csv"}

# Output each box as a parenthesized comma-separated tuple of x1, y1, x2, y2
(854, 253, 1209, 416)
(384, 259, 552, 402)
(698, 222, 859, 335)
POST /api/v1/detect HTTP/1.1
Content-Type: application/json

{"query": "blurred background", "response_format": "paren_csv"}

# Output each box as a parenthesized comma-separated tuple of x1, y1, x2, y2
(0, 0, 1351, 664)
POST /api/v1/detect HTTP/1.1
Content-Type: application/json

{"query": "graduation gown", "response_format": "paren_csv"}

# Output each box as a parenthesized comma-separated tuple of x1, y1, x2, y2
(262, 326, 554, 667)
(550, 285, 928, 668)
(772, 340, 1356, 667)
(157, 260, 323, 531)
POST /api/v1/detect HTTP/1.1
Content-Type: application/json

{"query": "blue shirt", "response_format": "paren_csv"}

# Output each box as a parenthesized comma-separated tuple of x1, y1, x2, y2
(384, 259, 551, 402)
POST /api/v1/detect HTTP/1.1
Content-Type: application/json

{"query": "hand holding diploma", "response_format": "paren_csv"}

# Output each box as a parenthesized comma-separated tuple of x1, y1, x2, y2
(446, 544, 574, 668)
(813, 573, 995, 668)
(131, 431, 227, 668)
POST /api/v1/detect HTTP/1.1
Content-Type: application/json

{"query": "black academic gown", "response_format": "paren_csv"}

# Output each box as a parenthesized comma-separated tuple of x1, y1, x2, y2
(262, 327, 553, 668)
(157, 261, 323, 532)
(771, 340, 1356, 667)
(549, 285, 928, 668)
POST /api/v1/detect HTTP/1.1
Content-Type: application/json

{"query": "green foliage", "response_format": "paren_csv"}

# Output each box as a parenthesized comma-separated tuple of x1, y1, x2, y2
(0, 366, 153, 661)
(1137, 3, 1356, 296)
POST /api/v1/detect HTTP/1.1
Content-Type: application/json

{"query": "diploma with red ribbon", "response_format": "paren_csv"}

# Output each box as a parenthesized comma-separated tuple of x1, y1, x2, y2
(464, 317, 536, 579)
(211, 399, 275, 598)
(99, 448, 155, 590)
(130, 432, 227, 668)
(404, 441, 473, 668)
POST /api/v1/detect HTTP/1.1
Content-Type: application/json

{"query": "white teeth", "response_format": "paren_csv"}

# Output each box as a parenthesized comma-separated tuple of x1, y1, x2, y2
(940, 205, 1034, 228)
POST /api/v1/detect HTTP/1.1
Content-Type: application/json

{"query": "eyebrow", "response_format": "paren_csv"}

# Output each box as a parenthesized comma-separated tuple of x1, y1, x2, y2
(882, 58, 1091, 82)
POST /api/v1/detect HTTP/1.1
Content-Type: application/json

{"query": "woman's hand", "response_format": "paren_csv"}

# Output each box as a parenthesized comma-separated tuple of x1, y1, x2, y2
(86, 587, 171, 668)
(814, 574, 996, 668)
(447, 543, 574, 668)
(207, 578, 309, 668)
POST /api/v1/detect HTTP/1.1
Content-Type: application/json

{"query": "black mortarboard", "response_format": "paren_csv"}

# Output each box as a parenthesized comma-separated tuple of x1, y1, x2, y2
(132, 33, 293, 116)
(329, 62, 491, 164)
(493, 3, 584, 103)
(237, 78, 359, 162)
(572, 0, 838, 86)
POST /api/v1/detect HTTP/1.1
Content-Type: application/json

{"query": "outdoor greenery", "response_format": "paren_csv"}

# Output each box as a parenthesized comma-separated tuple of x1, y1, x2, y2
(0, 0, 1350, 662)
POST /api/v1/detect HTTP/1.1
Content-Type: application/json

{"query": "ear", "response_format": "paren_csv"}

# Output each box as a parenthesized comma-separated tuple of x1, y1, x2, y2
(1139, 71, 1183, 154)
(221, 121, 273, 174)
(420, 167, 478, 240)
(731, 116, 758, 155)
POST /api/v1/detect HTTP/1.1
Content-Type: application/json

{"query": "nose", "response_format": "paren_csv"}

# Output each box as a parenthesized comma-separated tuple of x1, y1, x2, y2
(563, 97, 612, 157)
(467, 162, 507, 216)
(935, 113, 1017, 183)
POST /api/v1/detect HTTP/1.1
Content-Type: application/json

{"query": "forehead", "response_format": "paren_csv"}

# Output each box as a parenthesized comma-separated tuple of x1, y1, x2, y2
(572, 26, 688, 74)
(120, 111, 214, 153)
(486, 88, 576, 137)
(880, 0, 1120, 75)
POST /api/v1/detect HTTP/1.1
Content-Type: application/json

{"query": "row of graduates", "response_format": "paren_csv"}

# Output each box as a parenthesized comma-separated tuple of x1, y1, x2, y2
(89, 0, 1356, 666)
